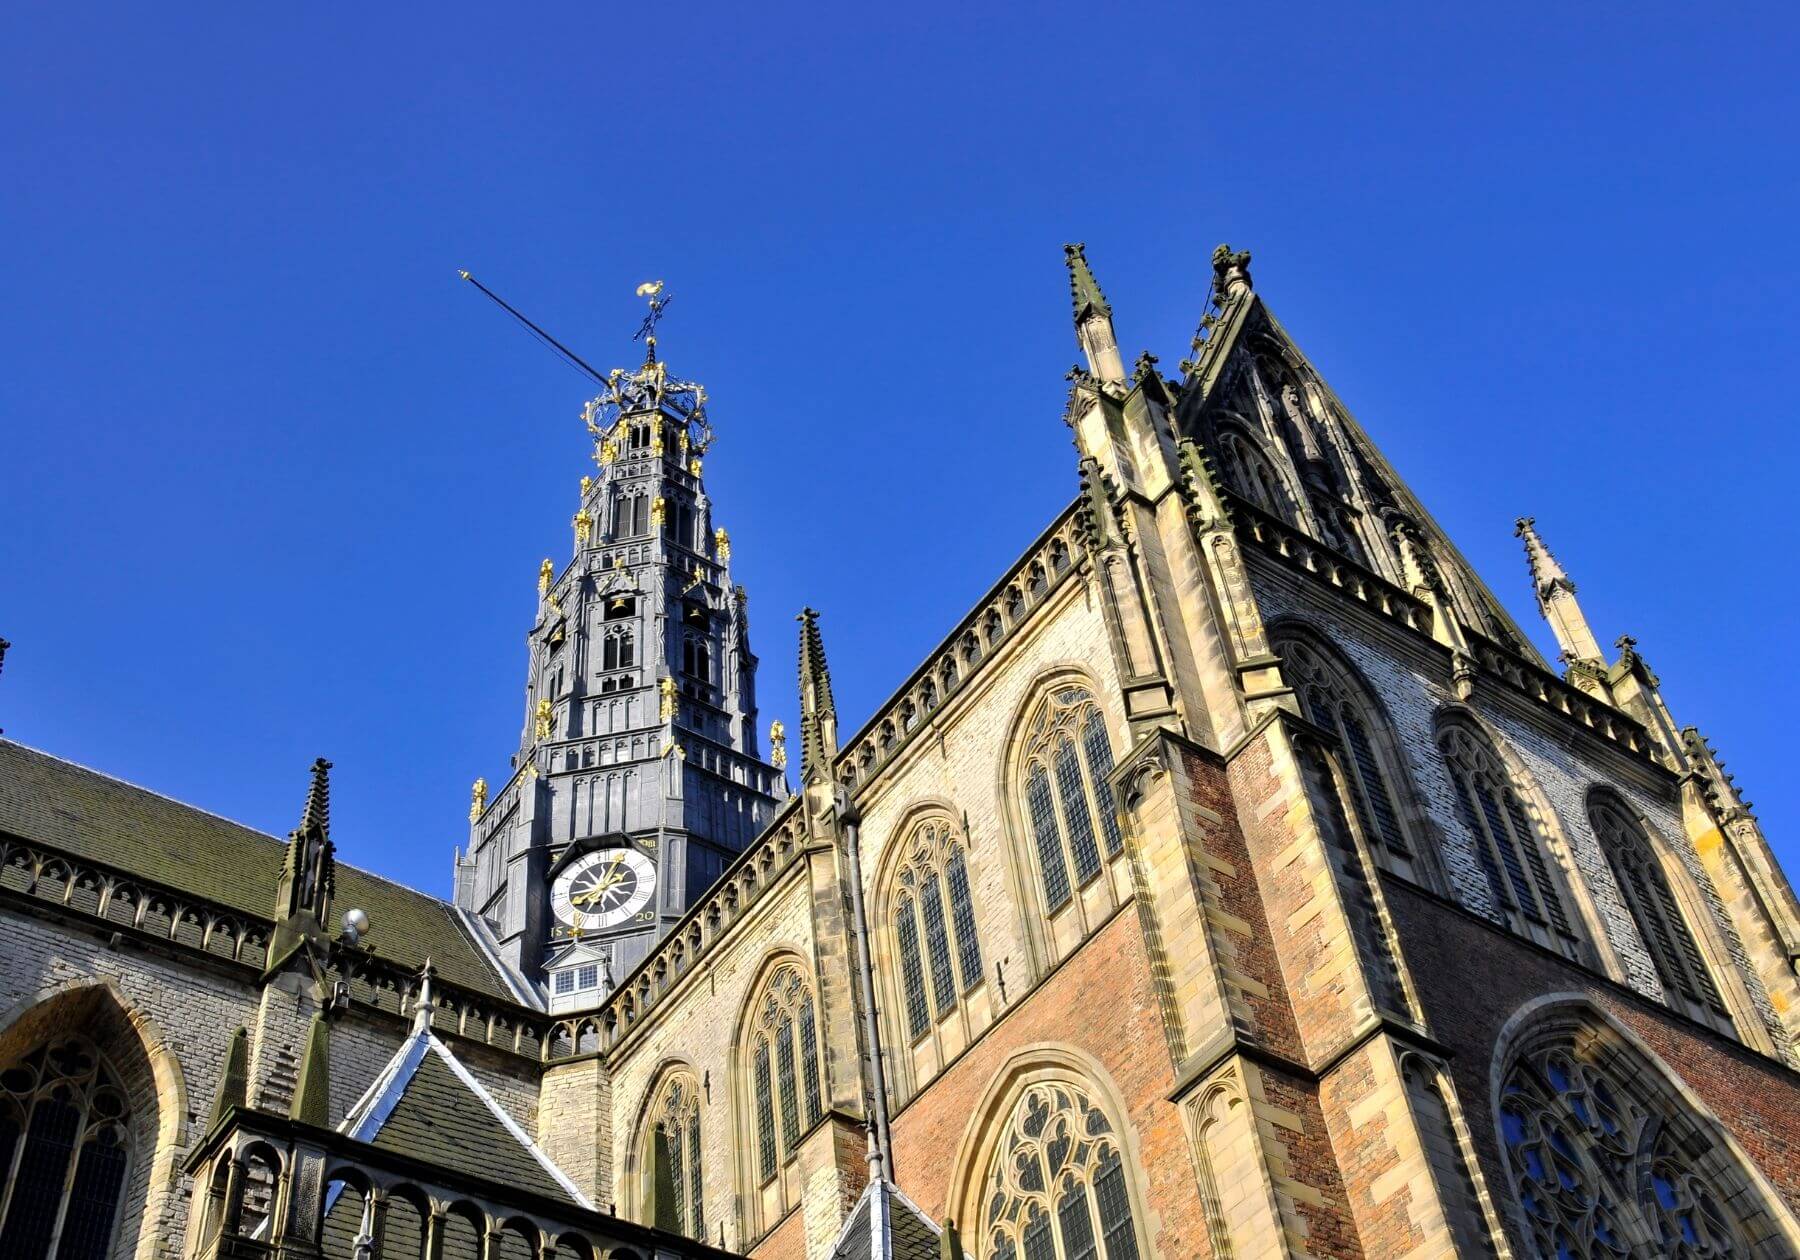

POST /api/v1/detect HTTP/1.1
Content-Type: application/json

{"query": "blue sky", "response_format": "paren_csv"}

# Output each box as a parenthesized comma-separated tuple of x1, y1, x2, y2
(2, 4, 1795, 896)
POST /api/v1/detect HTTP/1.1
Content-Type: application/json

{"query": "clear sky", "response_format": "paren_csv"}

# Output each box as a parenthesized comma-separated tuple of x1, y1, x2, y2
(3, 4, 1796, 898)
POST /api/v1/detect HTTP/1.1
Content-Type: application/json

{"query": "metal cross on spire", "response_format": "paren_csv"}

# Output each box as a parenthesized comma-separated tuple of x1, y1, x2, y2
(632, 280, 672, 361)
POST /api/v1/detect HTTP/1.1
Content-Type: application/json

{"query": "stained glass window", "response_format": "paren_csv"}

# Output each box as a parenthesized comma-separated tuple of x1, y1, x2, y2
(888, 817, 986, 1043)
(747, 964, 825, 1183)
(645, 1074, 704, 1240)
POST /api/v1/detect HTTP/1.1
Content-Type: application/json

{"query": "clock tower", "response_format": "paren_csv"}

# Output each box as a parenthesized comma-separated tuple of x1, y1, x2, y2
(455, 289, 787, 1009)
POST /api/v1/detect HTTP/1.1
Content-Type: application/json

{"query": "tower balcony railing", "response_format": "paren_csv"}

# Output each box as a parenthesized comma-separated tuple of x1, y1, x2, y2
(185, 1105, 738, 1260)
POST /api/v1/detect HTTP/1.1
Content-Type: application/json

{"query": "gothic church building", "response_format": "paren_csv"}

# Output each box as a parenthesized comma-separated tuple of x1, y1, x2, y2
(3, 244, 1798, 1260)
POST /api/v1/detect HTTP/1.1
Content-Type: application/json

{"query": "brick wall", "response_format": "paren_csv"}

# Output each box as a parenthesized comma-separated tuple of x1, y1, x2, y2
(1387, 880, 1800, 1237)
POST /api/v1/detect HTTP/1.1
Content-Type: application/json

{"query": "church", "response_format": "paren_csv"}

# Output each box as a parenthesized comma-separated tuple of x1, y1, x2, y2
(3, 242, 1798, 1260)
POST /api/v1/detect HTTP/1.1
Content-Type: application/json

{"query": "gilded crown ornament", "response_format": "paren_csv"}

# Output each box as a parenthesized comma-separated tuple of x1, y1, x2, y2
(769, 719, 788, 771)
(534, 699, 554, 742)
(714, 528, 731, 562)
(573, 508, 593, 546)
(538, 558, 554, 598)
(659, 676, 677, 722)
(578, 281, 714, 472)
(469, 777, 488, 823)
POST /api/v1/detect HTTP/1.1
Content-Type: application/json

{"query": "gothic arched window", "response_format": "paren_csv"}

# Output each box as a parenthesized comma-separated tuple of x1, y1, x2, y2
(1278, 636, 1417, 875)
(1437, 720, 1579, 957)
(746, 965, 825, 1185)
(642, 1072, 705, 1240)
(1496, 1016, 1786, 1257)
(1217, 428, 1296, 525)
(1589, 797, 1728, 1027)
(0, 1037, 132, 1260)
(980, 1082, 1141, 1260)
(681, 635, 710, 684)
(890, 817, 984, 1043)
(1017, 687, 1123, 916)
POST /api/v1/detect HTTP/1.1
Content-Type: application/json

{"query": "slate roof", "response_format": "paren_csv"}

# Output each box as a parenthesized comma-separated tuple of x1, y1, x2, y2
(0, 740, 514, 1000)
(339, 1024, 585, 1208)
(826, 1178, 944, 1260)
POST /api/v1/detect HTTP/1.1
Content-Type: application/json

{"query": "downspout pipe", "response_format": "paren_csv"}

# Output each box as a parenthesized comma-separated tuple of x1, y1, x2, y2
(840, 790, 896, 1176)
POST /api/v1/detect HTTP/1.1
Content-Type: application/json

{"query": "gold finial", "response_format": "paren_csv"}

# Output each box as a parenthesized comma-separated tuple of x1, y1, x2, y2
(534, 699, 554, 742)
(573, 509, 593, 546)
(659, 676, 677, 723)
(598, 437, 618, 466)
(538, 558, 554, 598)
(636, 280, 665, 299)
(469, 777, 488, 822)
(689, 457, 703, 478)
(679, 431, 690, 454)
(580, 474, 593, 497)
(715, 528, 731, 562)
(612, 553, 626, 571)
(769, 719, 787, 771)
(651, 496, 666, 528)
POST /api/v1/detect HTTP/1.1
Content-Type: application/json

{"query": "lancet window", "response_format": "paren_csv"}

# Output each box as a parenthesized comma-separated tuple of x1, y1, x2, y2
(980, 1082, 1140, 1260)
(643, 1072, 705, 1240)
(1216, 428, 1297, 525)
(1278, 636, 1416, 873)
(746, 965, 824, 1184)
(0, 1037, 132, 1260)
(1018, 688, 1123, 914)
(610, 492, 650, 539)
(890, 817, 984, 1042)
(1497, 1023, 1777, 1257)
(1437, 720, 1578, 956)
(1589, 797, 1728, 1026)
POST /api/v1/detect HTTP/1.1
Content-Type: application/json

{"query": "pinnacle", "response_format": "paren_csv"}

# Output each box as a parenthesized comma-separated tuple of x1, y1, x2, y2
(796, 607, 838, 781)
(299, 757, 332, 837)
(1063, 242, 1111, 324)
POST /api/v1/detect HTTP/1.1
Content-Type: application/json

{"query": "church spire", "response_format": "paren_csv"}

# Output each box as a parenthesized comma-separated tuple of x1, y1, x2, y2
(1515, 517, 1606, 665)
(797, 607, 838, 783)
(1064, 243, 1126, 384)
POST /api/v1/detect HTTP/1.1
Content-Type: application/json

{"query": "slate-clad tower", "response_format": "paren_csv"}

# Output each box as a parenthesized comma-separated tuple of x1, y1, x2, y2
(456, 312, 785, 1005)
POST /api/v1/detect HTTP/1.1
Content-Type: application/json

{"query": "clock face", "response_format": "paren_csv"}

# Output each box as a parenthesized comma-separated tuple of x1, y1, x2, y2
(551, 848, 657, 931)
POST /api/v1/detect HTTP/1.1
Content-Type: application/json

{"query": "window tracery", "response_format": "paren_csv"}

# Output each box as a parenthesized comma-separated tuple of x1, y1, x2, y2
(0, 1037, 132, 1260)
(1018, 689, 1123, 915)
(981, 1082, 1140, 1260)
(745, 965, 824, 1183)
(1498, 1034, 1764, 1257)
(1216, 428, 1296, 525)
(1278, 637, 1415, 871)
(890, 818, 984, 1042)
(643, 1072, 704, 1240)
(1589, 798, 1727, 1025)
(1438, 721, 1577, 955)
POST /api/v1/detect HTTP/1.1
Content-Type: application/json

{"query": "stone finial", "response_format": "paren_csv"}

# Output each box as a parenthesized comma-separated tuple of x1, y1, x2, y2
(1063, 243, 1112, 324)
(796, 607, 839, 782)
(1513, 516, 1573, 601)
(299, 757, 332, 838)
(1514, 515, 1606, 665)
(1212, 244, 1253, 299)
(411, 960, 437, 1034)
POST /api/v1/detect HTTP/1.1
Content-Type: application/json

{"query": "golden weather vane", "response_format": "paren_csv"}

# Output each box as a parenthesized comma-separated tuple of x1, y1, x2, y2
(633, 280, 671, 360)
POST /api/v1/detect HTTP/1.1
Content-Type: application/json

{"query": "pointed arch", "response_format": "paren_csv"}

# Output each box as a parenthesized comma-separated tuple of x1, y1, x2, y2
(731, 952, 826, 1240)
(1585, 787, 1753, 1043)
(1000, 671, 1130, 973)
(0, 979, 188, 1260)
(872, 804, 989, 1100)
(947, 1047, 1150, 1260)
(628, 1061, 705, 1241)
(1489, 996, 1800, 1257)
(1433, 708, 1600, 966)
(1268, 621, 1449, 892)
(1213, 420, 1301, 526)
